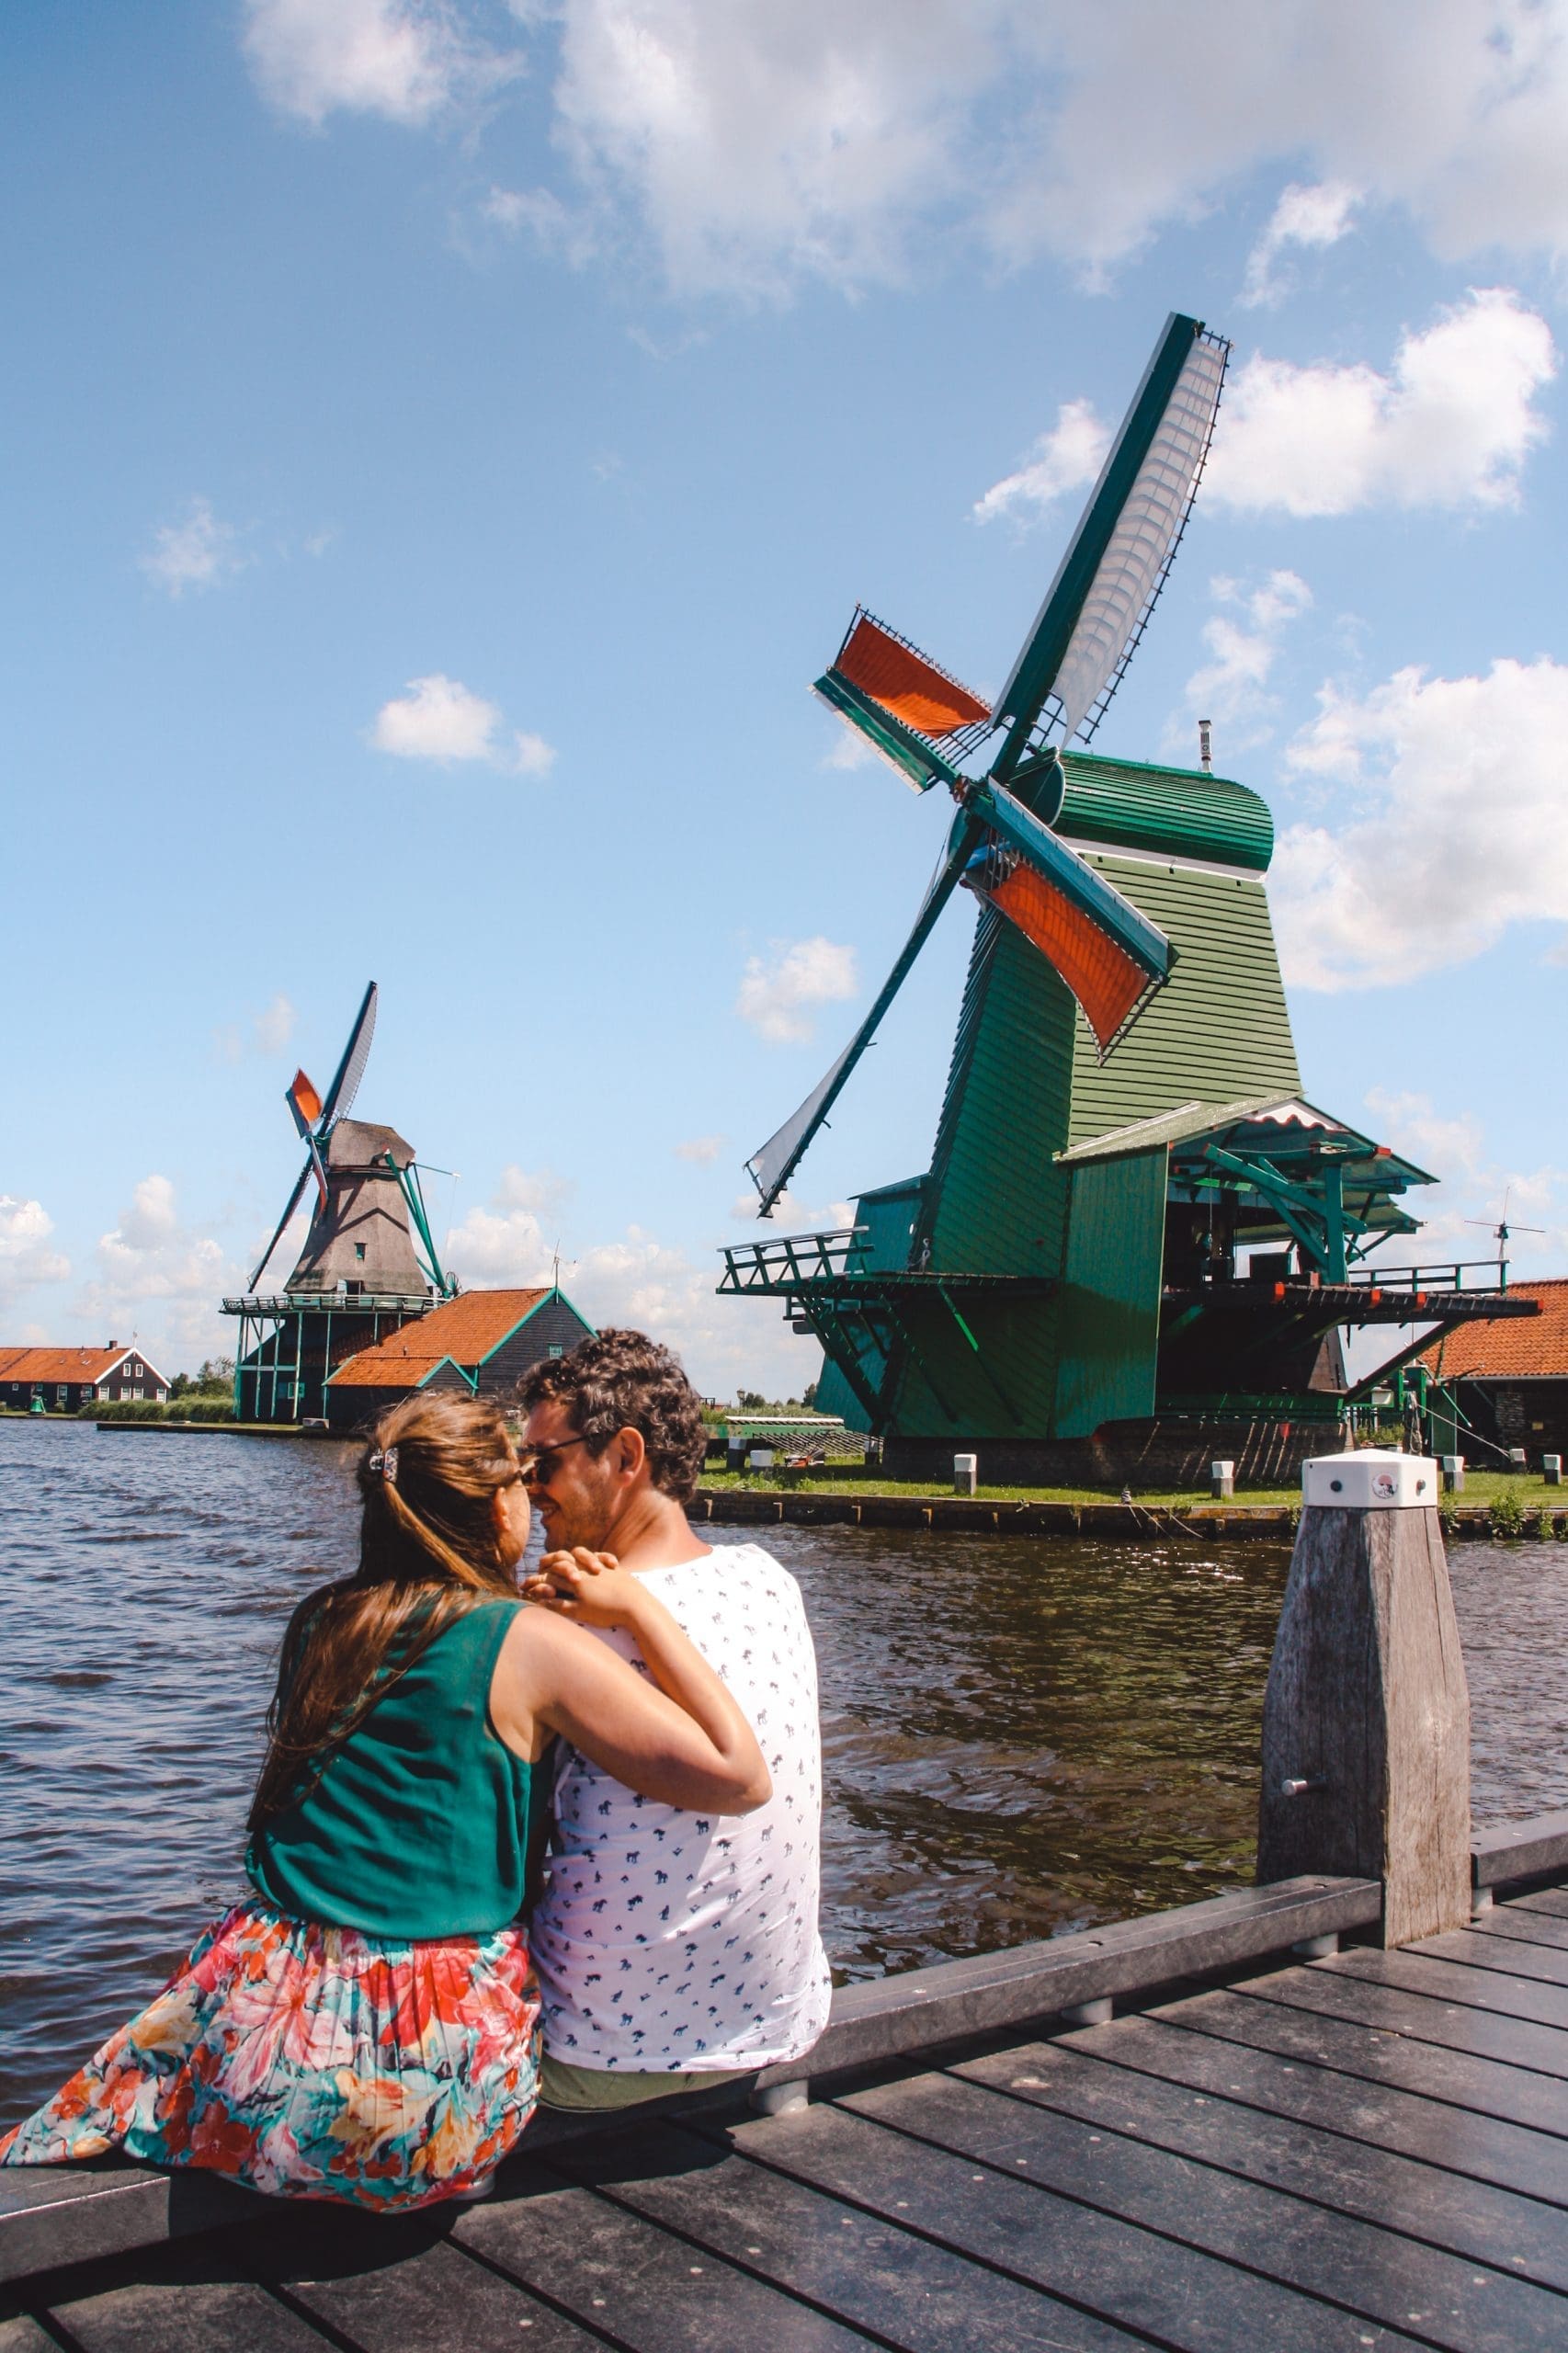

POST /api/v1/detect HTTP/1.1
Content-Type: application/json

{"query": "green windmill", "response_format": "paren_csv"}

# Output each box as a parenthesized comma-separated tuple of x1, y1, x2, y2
(721, 313, 1529, 1481)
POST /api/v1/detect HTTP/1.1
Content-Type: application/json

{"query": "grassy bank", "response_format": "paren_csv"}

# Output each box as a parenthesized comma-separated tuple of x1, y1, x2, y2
(701, 1463, 1568, 1519)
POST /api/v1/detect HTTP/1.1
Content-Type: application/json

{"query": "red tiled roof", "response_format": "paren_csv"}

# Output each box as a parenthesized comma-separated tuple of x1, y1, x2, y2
(326, 1290, 551, 1389)
(329, 1352, 456, 1392)
(0, 1345, 156, 1383)
(1414, 1281, 1568, 1380)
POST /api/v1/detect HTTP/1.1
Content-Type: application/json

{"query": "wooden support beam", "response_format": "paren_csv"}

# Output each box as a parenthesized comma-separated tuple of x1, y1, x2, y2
(1257, 1453, 1471, 1947)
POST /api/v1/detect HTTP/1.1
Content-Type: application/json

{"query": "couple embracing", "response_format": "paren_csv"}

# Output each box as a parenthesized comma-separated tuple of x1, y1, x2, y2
(0, 1331, 831, 2207)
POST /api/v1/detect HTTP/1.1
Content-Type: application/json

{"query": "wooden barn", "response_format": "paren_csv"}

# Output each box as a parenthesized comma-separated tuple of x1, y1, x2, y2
(1415, 1279, 1568, 1467)
(0, 1344, 170, 1414)
(323, 1285, 595, 1433)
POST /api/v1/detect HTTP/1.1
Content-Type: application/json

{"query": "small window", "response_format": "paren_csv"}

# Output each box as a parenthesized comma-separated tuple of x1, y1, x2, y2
(548, 1344, 563, 1359)
(354, 1244, 367, 1261)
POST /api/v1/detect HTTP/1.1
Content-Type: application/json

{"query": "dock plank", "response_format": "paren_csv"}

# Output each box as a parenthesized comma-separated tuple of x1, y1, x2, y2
(47, 2273, 333, 2353)
(1239, 1961, 1568, 2075)
(1471, 1910, 1568, 1954)
(1506, 1892, 1568, 1921)
(1415, 1929, 1568, 1988)
(1040, 2008, 1568, 2202)
(0, 2316, 62, 2353)
(955, 2032, 1568, 2275)
(1146, 1983, 1568, 2140)
(552, 2114, 1153, 2353)
(276, 2231, 611, 2352)
(454, 2162, 878, 2351)
(845, 2064, 1567, 2352)
(1324, 1948, 1568, 2032)
(713, 2095, 1429, 2352)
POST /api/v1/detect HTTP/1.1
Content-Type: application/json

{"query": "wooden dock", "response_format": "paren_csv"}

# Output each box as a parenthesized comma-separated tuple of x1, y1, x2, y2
(5, 1829, 1568, 2351)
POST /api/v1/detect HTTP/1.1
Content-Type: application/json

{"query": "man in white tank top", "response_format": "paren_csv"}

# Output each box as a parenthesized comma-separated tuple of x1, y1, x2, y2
(517, 1331, 831, 2109)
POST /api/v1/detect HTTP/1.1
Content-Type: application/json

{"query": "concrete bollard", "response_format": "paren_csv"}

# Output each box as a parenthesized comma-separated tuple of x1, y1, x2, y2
(953, 1452, 978, 1496)
(1257, 1448, 1470, 1948)
(1441, 1454, 1465, 1495)
(1210, 1460, 1234, 1500)
(726, 1441, 747, 1474)
(748, 1447, 775, 1473)
(1545, 1454, 1562, 1488)
(1508, 1448, 1528, 1472)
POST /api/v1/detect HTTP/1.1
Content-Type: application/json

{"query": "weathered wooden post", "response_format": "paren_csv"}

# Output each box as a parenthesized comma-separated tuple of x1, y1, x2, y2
(1257, 1447, 1471, 1947)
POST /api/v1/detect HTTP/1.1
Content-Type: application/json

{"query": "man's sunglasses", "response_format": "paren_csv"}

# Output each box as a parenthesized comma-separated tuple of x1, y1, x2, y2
(517, 1435, 593, 1486)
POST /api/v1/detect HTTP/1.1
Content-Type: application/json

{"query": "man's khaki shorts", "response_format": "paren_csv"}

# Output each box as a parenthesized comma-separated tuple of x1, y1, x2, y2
(538, 2053, 750, 2113)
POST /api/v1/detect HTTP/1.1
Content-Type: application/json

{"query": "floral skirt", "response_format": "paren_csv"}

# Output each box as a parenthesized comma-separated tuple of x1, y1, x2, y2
(0, 1901, 540, 2211)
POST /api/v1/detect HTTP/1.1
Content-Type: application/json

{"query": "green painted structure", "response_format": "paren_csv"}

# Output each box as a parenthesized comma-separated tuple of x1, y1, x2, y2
(722, 318, 1530, 1472)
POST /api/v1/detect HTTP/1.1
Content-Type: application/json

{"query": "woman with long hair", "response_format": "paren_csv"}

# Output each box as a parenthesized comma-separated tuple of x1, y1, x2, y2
(0, 1392, 767, 2210)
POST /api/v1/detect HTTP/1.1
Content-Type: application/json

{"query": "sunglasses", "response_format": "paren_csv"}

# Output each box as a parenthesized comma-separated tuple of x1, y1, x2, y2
(517, 1434, 593, 1486)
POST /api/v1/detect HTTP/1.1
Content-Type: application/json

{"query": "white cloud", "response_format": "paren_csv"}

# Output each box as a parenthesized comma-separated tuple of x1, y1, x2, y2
(730, 1186, 856, 1231)
(675, 1135, 726, 1165)
(734, 937, 858, 1045)
(74, 1176, 234, 1362)
(1171, 569, 1312, 754)
(217, 993, 297, 1064)
(1354, 1089, 1568, 1285)
(1272, 654, 1568, 990)
(449, 3, 1568, 299)
(443, 1169, 817, 1394)
(1206, 290, 1557, 518)
(1240, 178, 1360, 308)
(243, 0, 517, 127)
(370, 674, 557, 774)
(0, 1197, 71, 1316)
(140, 498, 244, 597)
(973, 398, 1111, 527)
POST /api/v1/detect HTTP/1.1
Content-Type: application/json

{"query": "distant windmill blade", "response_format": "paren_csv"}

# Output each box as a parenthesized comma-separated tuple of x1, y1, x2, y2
(745, 821, 983, 1213)
(317, 981, 378, 1131)
(969, 779, 1173, 1054)
(287, 1069, 324, 1135)
(248, 1159, 312, 1292)
(992, 313, 1229, 764)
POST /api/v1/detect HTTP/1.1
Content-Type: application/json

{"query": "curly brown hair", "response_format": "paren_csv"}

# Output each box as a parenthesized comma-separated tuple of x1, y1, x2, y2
(517, 1327, 708, 1505)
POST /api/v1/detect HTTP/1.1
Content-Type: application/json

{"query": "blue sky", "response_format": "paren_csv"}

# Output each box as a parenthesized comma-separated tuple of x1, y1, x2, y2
(3, 1, 1566, 1393)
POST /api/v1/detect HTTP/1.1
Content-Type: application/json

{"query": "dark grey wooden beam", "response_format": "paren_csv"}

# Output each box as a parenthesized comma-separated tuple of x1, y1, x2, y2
(1473, 1808, 1568, 1893)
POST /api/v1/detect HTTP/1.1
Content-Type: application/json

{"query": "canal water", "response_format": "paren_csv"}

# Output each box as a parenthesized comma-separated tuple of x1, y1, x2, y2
(3, 1418, 1565, 2124)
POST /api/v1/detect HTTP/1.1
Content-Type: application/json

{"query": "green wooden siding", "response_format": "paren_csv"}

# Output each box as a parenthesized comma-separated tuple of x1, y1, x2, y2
(1057, 753, 1274, 871)
(1066, 856, 1300, 1149)
(1052, 1152, 1166, 1437)
(854, 1177, 926, 1272)
(876, 907, 1076, 1438)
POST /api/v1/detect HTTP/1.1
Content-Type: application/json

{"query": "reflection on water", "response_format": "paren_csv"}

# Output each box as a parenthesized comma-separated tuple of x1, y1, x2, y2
(3, 1418, 1565, 2120)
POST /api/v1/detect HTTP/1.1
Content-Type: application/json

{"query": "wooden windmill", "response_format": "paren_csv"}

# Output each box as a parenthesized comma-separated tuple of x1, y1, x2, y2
(226, 983, 455, 1422)
(722, 313, 1532, 1482)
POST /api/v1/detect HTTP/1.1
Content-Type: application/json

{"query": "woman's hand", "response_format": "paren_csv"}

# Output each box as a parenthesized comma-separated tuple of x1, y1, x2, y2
(521, 1547, 645, 1629)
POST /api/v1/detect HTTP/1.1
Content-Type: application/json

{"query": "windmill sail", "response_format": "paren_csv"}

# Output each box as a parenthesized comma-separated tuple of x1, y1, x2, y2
(967, 779, 1173, 1057)
(318, 981, 378, 1129)
(992, 314, 1229, 762)
(745, 820, 983, 1212)
(813, 609, 992, 793)
(248, 1159, 312, 1292)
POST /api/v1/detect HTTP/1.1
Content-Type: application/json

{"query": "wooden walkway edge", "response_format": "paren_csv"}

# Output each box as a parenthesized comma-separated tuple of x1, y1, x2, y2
(6, 1824, 1568, 2350)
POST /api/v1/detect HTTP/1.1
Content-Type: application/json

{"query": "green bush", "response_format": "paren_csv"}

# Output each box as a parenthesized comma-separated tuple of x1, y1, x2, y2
(91, 1397, 236, 1424)
(1489, 1484, 1528, 1538)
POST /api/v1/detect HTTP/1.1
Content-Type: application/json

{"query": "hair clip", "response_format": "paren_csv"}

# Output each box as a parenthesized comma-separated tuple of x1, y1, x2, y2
(368, 1445, 399, 1484)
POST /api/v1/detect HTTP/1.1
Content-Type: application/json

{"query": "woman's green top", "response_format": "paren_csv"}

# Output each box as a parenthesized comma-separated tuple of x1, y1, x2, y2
(249, 1597, 548, 1942)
